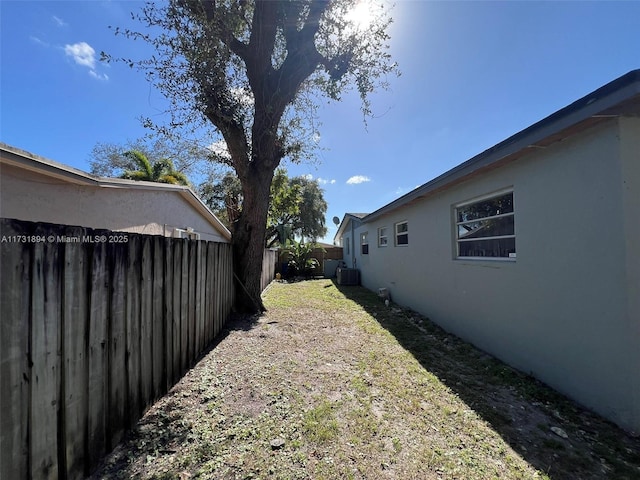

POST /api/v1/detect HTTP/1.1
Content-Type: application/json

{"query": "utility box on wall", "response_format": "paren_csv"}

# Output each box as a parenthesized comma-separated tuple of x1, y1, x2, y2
(337, 267, 360, 286)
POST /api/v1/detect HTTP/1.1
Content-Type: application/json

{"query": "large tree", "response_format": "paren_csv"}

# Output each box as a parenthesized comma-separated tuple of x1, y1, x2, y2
(108, 0, 397, 312)
(290, 174, 327, 241)
(266, 170, 327, 246)
(200, 168, 328, 246)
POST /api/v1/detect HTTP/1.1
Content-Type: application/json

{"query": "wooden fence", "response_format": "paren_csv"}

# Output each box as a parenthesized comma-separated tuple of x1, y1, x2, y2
(0, 218, 236, 480)
(261, 249, 278, 292)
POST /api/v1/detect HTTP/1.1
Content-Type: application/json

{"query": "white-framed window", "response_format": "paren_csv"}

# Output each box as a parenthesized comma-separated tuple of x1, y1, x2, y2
(345, 236, 350, 255)
(455, 189, 515, 259)
(378, 227, 388, 247)
(395, 221, 408, 246)
(361, 232, 369, 254)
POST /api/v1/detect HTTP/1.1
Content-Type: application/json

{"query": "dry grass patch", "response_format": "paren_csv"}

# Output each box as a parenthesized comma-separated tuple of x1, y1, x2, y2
(90, 280, 640, 480)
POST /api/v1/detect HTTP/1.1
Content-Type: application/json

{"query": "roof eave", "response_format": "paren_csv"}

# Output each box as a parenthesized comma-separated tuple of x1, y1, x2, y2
(364, 69, 640, 224)
(333, 213, 369, 242)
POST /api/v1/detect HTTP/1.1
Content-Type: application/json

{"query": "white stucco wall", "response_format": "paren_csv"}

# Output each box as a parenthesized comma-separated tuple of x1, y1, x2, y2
(0, 165, 229, 243)
(352, 118, 639, 433)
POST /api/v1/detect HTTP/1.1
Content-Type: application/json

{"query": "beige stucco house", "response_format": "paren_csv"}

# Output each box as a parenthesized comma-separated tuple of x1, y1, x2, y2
(0, 143, 231, 243)
(335, 70, 640, 433)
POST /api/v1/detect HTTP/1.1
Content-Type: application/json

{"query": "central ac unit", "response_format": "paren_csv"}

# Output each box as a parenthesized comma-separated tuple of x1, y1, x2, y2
(337, 267, 360, 286)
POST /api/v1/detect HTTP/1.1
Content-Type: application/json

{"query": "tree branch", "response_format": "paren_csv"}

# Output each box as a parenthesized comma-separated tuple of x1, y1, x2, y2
(271, 1, 329, 113)
(176, 0, 249, 60)
(248, 1, 278, 73)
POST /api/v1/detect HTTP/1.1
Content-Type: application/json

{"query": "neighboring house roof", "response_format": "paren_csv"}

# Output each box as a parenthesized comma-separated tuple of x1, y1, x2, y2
(363, 69, 640, 224)
(333, 212, 369, 244)
(0, 142, 232, 241)
(314, 241, 343, 250)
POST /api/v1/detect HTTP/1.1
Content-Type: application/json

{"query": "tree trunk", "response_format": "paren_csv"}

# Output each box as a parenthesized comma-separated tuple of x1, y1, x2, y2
(231, 166, 274, 313)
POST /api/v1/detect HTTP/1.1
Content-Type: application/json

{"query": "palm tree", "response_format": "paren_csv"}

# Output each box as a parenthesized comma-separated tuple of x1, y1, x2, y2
(120, 150, 189, 185)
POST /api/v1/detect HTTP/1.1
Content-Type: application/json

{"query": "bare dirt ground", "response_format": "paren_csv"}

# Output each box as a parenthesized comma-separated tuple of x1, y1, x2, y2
(90, 280, 640, 479)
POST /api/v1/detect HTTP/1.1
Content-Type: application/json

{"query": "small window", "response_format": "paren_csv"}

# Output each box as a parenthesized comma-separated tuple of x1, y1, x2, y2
(395, 221, 408, 246)
(361, 232, 369, 254)
(378, 227, 388, 247)
(455, 190, 515, 259)
(345, 236, 350, 255)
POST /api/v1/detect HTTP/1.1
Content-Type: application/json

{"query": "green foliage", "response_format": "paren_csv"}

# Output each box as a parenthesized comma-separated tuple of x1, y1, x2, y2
(285, 239, 323, 278)
(89, 135, 216, 180)
(201, 167, 328, 244)
(120, 150, 190, 185)
(267, 168, 302, 244)
(289, 175, 328, 242)
(198, 171, 243, 227)
(267, 168, 327, 246)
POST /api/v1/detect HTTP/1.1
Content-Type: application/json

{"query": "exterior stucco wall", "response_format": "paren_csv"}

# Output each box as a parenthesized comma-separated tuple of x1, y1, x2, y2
(619, 116, 640, 432)
(0, 165, 228, 242)
(352, 118, 639, 432)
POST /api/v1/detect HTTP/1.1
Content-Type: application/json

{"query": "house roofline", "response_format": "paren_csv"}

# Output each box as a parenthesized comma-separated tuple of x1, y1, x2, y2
(364, 69, 640, 224)
(0, 142, 232, 241)
(333, 212, 369, 244)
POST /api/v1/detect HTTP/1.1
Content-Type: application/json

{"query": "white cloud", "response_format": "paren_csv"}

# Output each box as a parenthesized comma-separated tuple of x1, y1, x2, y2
(346, 175, 371, 185)
(230, 87, 254, 107)
(64, 42, 108, 80)
(30, 36, 50, 47)
(300, 174, 335, 185)
(65, 42, 96, 68)
(89, 70, 109, 81)
(317, 177, 336, 185)
(52, 15, 68, 27)
(207, 140, 232, 161)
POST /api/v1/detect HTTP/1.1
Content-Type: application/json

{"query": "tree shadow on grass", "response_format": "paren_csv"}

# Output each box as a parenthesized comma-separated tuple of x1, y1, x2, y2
(333, 282, 640, 480)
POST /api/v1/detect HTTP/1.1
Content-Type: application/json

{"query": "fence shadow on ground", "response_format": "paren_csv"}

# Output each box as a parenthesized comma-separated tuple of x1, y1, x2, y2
(333, 281, 640, 480)
(88, 312, 265, 479)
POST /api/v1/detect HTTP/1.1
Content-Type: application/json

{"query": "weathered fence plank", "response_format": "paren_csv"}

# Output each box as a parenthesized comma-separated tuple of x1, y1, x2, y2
(213, 243, 222, 338)
(87, 237, 110, 471)
(196, 241, 205, 354)
(30, 226, 61, 480)
(126, 236, 142, 427)
(180, 240, 189, 374)
(108, 241, 127, 449)
(164, 238, 174, 389)
(0, 220, 31, 480)
(226, 245, 234, 319)
(187, 241, 196, 363)
(152, 236, 165, 401)
(62, 226, 89, 480)
(140, 237, 153, 409)
(173, 240, 183, 381)
(205, 242, 214, 343)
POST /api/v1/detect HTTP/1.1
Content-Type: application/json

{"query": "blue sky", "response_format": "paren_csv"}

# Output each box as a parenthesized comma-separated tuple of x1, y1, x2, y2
(2, 1, 640, 243)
